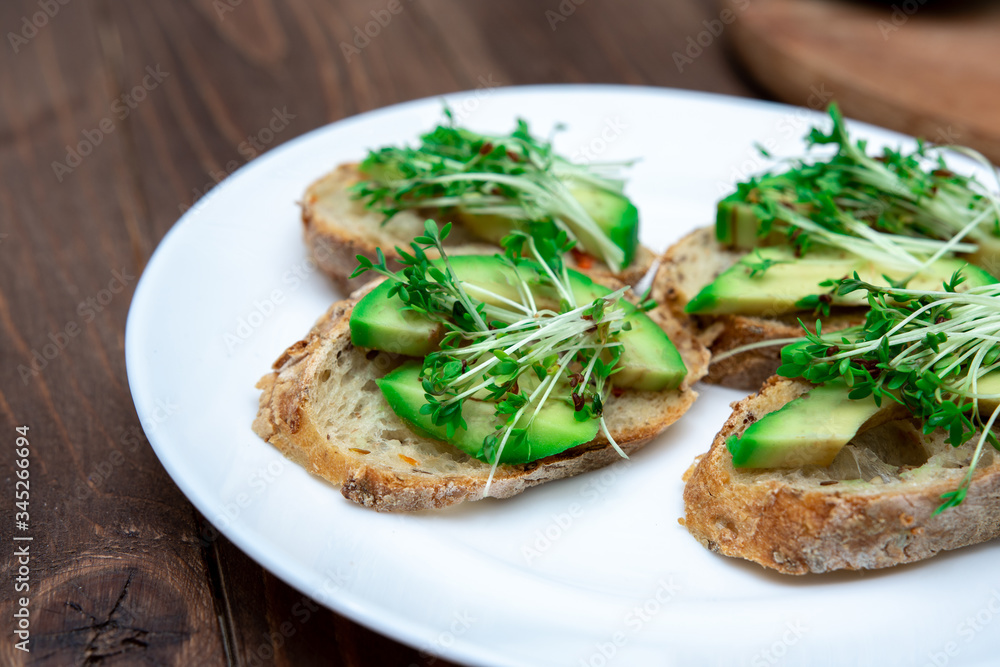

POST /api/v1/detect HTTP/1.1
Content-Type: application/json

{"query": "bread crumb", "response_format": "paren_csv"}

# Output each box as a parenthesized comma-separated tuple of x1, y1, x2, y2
(677, 517, 686, 526)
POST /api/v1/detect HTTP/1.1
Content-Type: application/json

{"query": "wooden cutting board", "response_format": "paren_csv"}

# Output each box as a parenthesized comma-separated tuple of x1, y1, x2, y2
(729, 0, 1000, 162)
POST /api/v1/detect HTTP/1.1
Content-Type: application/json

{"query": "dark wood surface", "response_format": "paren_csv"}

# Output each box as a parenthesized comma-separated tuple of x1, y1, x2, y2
(732, 0, 1000, 163)
(0, 1, 760, 665)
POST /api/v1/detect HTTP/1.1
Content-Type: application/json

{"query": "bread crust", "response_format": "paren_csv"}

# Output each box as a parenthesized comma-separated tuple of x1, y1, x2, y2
(253, 295, 709, 512)
(683, 376, 1000, 574)
(301, 163, 655, 293)
(655, 227, 864, 390)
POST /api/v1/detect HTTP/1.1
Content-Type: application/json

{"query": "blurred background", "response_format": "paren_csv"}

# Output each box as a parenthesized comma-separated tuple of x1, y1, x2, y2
(1, 0, 997, 665)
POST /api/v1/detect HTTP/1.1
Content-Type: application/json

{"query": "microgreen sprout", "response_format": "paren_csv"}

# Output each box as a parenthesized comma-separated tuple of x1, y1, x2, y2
(351, 112, 635, 272)
(351, 220, 631, 490)
(727, 104, 1000, 278)
(775, 272, 1000, 512)
(745, 249, 793, 278)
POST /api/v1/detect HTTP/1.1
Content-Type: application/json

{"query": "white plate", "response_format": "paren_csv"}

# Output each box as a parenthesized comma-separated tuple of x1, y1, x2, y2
(126, 85, 1000, 667)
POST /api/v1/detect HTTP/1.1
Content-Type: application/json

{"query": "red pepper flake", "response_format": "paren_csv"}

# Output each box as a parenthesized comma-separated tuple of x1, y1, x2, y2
(480, 142, 493, 155)
(350, 448, 371, 455)
(398, 454, 419, 466)
(570, 247, 594, 269)
(507, 149, 520, 162)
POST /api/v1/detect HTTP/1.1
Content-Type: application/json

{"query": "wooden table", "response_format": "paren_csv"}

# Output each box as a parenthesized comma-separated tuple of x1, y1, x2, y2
(0, 1, 756, 665)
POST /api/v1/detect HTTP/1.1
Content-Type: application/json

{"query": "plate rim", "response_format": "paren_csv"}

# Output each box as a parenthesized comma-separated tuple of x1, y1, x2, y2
(125, 83, 991, 667)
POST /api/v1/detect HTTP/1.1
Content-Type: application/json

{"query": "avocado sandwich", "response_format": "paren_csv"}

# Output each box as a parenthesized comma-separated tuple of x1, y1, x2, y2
(302, 112, 656, 293)
(684, 276, 1000, 573)
(657, 105, 1000, 389)
(254, 222, 708, 511)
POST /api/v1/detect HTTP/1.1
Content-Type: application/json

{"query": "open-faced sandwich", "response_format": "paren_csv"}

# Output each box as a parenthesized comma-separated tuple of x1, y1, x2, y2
(684, 275, 1000, 573)
(301, 111, 656, 293)
(657, 105, 1000, 389)
(254, 222, 708, 511)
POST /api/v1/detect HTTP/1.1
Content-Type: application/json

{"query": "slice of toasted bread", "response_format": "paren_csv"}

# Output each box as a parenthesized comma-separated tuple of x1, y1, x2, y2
(252, 295, 710, 512)
(654, 227, 865, 390)
(683, 376, 1000, 574)
(301, 163, 656, 293)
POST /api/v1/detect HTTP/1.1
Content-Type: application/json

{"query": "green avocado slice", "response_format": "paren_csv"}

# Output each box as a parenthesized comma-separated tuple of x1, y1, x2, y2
(729, 374, 1000, 469)
(456, 183, 638, 269)
(716, 198, 1000, 274)
(377, 361, 599, 464)
(728, 381, 890, 468)
(350, 254, 686, 391)
(685, 246, 997, 316)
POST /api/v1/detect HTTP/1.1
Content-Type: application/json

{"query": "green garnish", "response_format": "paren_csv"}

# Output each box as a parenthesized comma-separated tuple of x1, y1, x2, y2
(745, 249, 793, 278)
(777, 272, 1000, 512)
(352, 111, 636, 272)
(724, 103, 1000, 275)
(351, 221, 630, 486)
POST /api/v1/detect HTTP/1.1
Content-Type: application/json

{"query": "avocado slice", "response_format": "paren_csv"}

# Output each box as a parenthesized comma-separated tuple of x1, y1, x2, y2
(715, 199, 786, 249)
(566, 182, 639, 269)
(378, 361, 599, 464)
(685, 246, 997, 316)
(349, 255, 523, 357)
(729, 373, 1000, 469)
(716, 195, 1000, 274)
(728, 381, 890, 468)
(456, 182, 638, 269)
(350, 254, 687, 391)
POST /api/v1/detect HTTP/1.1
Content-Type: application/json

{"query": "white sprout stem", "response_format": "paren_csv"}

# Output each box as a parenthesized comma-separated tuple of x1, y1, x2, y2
(955, 402, 1000, 501)
(483, 362, 569, 494)
(776, 208, 922, 267)
(720, 286, 1000, 368)
(600, 418, 627, 459)
(470, 294, 623, 357)
(524, 233, 577, 307)
(415, 172, 625, 270)
(436, 248, 489, 331)
(509, 261, 538, 314)
(451, 302, 627, 356)
(577, 346, 602, 390)
(440, 298, 627, 402)
(462, 283, 533, 316)
(904, 207, 996, 280)
(710, 336, 807, 363)
(443, 320, 625, 405)
(524, 345, 582, 429)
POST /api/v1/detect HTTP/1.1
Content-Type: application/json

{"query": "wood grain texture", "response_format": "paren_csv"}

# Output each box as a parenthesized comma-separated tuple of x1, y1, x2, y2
(0, 0, 751, 664)
(731, 0, 1000, 162)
